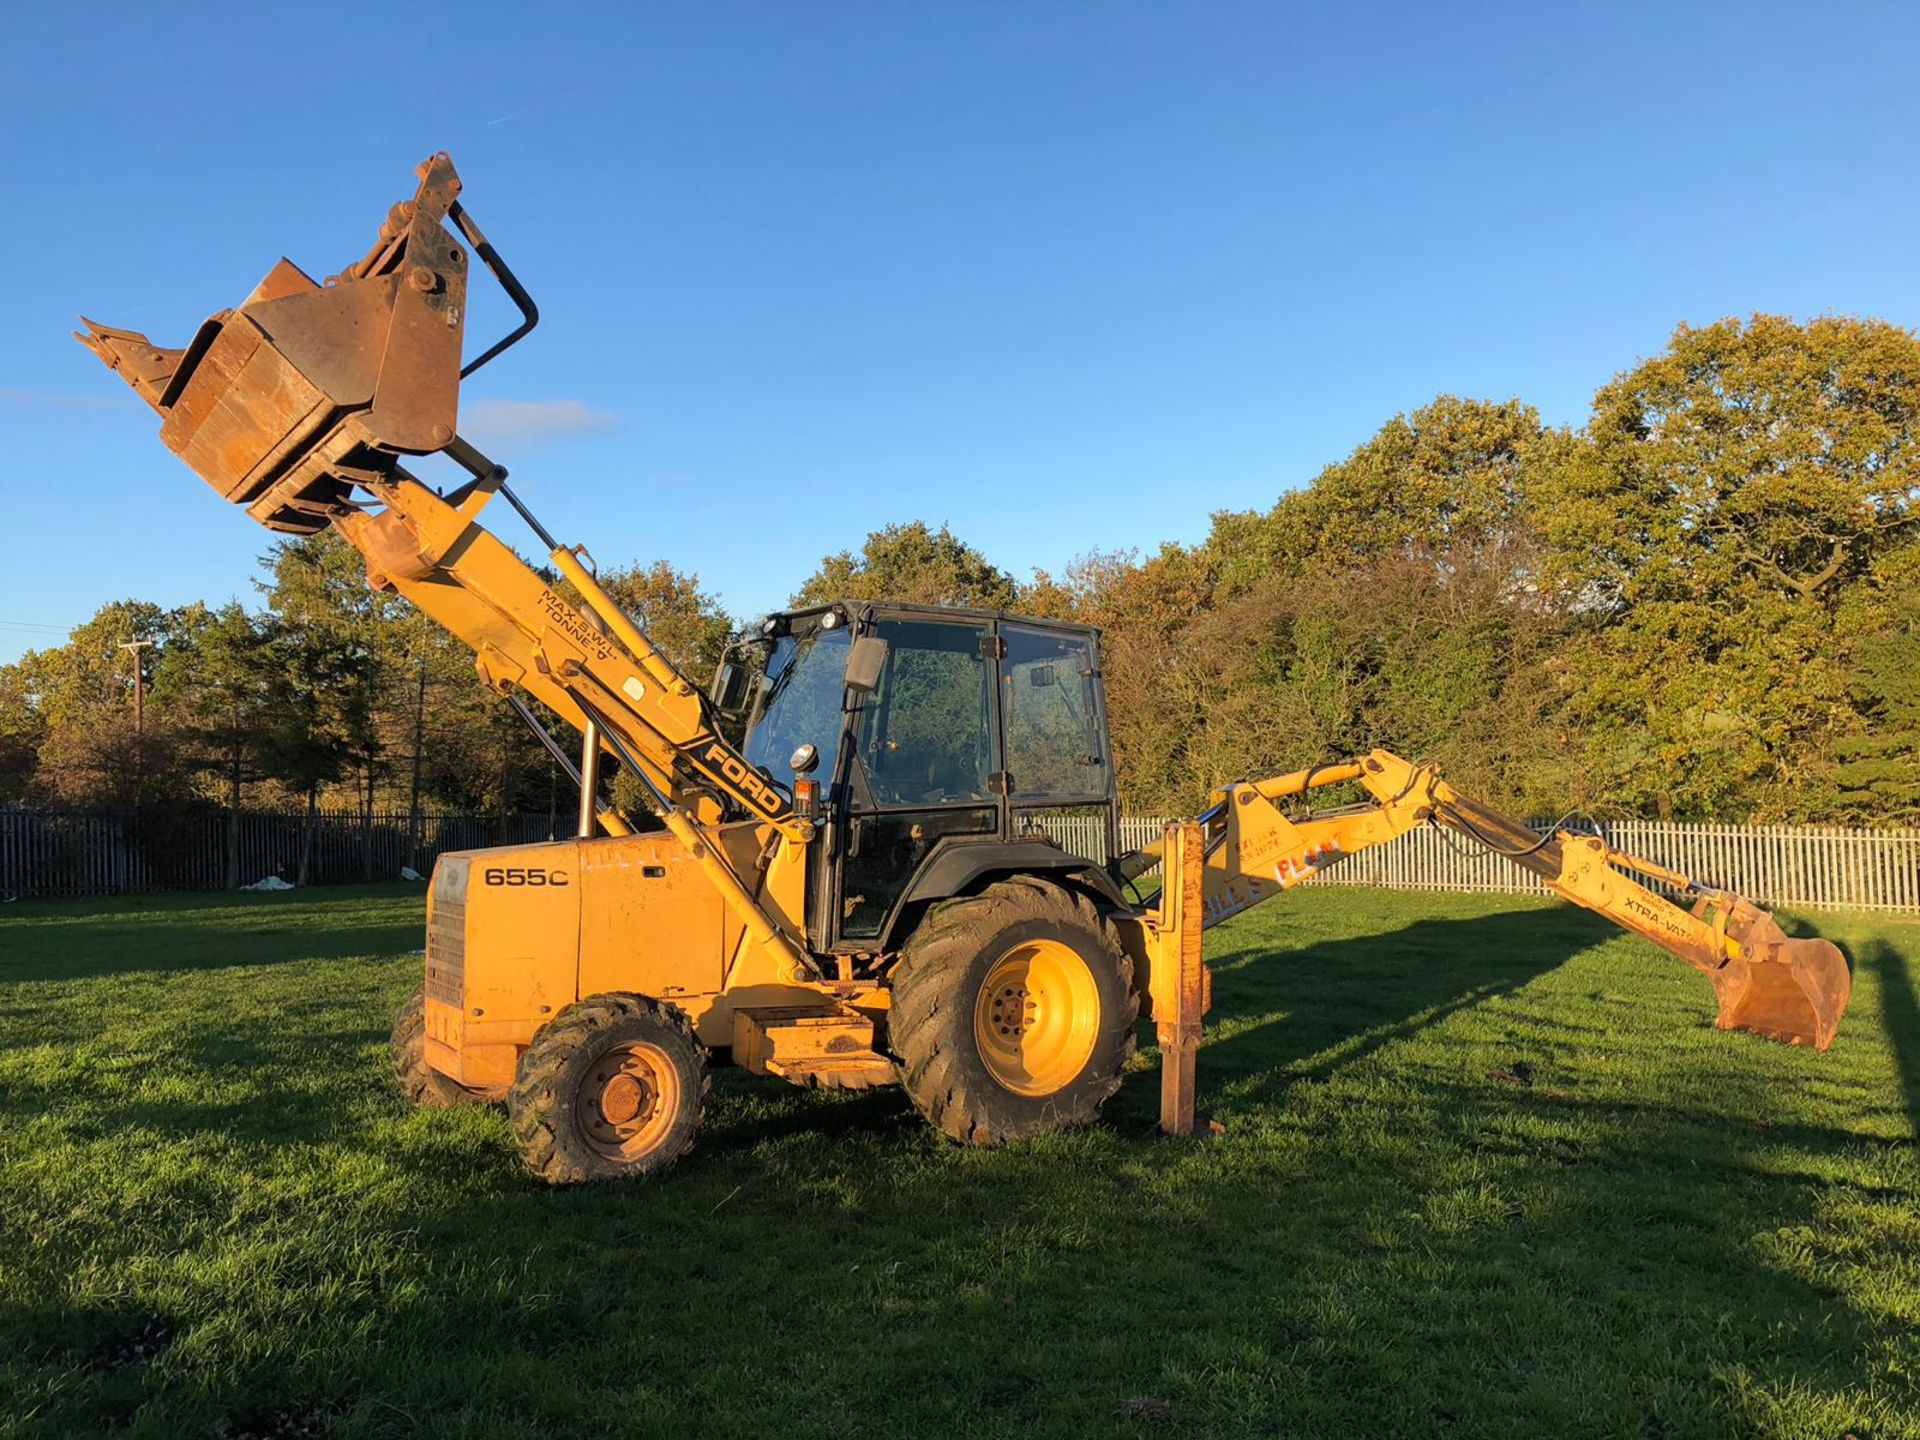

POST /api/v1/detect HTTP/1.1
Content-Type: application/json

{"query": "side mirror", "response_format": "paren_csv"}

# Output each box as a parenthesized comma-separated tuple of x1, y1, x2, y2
(844, 634, 889, 695)
(712, 661, 751, 713)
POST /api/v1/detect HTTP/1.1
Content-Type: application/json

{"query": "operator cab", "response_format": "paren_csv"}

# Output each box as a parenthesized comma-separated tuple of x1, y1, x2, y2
(713, 602, 1122, 952)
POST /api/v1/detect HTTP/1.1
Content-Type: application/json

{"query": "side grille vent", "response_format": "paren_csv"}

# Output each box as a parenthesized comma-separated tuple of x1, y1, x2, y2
(425, 857, 469, 1005)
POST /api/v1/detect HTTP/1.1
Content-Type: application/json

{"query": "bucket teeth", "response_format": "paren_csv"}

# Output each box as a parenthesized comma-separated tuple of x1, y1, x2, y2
(74, 318, 182, 410)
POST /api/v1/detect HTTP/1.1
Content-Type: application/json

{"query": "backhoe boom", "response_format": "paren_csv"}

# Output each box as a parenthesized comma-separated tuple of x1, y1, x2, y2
(1130, 750, 1849, 1135)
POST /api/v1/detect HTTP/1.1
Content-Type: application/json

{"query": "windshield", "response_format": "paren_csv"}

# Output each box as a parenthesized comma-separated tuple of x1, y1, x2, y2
(740, 623, 852, 783)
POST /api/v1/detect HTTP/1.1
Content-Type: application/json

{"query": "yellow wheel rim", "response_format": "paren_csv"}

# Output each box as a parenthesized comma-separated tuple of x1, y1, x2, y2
(577, 1040, 681, 1161)
(972, 938, 1100, 1096)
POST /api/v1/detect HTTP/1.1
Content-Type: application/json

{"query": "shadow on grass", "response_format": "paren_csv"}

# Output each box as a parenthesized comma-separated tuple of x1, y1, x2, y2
(1190, 902, 1598, 1105)
(1865, 937, 1920, 1142)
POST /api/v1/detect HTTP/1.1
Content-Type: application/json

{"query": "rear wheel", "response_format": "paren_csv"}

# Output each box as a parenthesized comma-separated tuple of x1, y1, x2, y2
(390, 985, 496, 1108)
(508, 993, 708, 1184)
(889, 877, 1137, 1145)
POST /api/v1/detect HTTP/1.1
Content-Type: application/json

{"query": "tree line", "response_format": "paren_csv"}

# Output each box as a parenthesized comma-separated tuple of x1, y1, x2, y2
(3, 312, 1915, 842)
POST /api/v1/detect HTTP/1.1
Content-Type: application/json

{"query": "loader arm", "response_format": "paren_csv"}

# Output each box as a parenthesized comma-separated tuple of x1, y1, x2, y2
(1129, 749, 1849, 1084)
(76, 153, 817, 981)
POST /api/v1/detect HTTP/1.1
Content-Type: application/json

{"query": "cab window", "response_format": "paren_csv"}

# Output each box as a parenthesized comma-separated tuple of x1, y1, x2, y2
(740, 623, 851, 784)
(1003, 624, 1105, 799)
(854, 619, 994, 807)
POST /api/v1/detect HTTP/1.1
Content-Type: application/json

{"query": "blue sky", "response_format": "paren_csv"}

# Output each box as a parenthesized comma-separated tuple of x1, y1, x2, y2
(4, 2, 1918, 663)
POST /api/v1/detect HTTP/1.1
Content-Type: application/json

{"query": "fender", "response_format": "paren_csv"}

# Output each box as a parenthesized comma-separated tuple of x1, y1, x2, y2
(876, 838, 1131, 951)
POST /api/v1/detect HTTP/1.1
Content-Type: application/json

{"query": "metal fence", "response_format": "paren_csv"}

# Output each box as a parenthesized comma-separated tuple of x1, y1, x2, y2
(1105, 816, 1920, 914)
(0, 807, 560, 901)
(6, 805, 1916, 912)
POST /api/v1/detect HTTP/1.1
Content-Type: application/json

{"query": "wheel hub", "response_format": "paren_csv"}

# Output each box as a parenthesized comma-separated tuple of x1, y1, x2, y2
(972, 939, 1100, 1097)
(577, 1040, 679, 1159)
(988, 981, 1040, 1040)
(599, 1072, 648, 1127)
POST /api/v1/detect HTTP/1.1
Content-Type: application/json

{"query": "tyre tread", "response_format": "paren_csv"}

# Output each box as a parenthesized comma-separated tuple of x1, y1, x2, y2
(507, 993, 709, 1185)
(889, 878, 1137, 1146)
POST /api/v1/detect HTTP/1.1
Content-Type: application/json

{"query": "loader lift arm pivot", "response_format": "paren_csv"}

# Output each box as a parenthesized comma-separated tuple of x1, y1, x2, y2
(1133, 749, 1852, 1134)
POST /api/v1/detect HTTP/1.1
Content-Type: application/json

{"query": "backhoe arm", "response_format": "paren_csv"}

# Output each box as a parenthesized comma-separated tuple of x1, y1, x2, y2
(77, 153, 816, 981)
(1131, 749, 1848, 1052)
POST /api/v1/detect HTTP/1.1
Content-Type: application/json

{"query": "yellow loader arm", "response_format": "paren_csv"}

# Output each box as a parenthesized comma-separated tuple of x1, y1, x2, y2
(76, 153, 816, 982)
(1130, 749, 1850, 1130)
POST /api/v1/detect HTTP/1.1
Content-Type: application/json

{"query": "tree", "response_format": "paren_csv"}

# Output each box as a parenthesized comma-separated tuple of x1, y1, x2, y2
(1202, 547, 1573, 812)
(0, 661, 46, 803)
(150, 602, 283, 886)
(1539, 314, 1920, 819)
(1059, 398, 1576, 815)
(1835, 540, 1920, 819)
(13, 601, 186, 810)
(1042, 546, 1224, 814)
(260, 535, 402, 880)
(793, 522, 1020, 610)
(1207, 396, 1557, 591)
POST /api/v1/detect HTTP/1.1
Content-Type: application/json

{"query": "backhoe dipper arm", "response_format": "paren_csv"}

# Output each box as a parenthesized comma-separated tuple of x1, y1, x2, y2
(1132, 749, 1848, 1053)
(75, 152, 817, 982)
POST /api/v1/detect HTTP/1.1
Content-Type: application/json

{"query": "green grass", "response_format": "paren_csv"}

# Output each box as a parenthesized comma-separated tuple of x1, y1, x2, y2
(0, 885, 1915, 1439)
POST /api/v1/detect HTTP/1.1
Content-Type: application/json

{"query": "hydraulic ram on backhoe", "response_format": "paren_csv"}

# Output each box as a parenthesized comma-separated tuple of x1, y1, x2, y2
(1131, 751, 1852, 1134)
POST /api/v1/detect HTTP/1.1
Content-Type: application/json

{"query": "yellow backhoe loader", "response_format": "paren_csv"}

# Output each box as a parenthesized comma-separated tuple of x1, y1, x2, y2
(78, 155, 1851, 1182)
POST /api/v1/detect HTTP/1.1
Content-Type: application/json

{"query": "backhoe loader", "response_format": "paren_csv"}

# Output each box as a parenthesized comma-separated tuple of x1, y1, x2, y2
(77, 154, 1852, 1183)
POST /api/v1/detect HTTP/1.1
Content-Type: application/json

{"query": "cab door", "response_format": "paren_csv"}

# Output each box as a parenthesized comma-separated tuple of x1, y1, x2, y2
(833, 615, 1003, 946)
(1000, 622, 1117, 864)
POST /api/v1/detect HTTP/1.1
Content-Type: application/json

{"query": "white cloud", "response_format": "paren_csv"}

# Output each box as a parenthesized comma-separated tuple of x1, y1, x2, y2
(459, 398, 616, 447)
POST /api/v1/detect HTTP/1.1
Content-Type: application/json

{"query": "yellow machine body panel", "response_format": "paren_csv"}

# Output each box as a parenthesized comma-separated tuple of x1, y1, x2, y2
(424, 818, 831, 1089)
(423, 841, 583, 1091)
(575, 834, 730, 1005)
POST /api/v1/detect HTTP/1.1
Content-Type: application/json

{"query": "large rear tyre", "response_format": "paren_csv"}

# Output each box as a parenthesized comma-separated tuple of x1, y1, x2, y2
(889, 877, 1137, 1146)
(508, 993, 708, 1184)
(390, 985, 496, 1108)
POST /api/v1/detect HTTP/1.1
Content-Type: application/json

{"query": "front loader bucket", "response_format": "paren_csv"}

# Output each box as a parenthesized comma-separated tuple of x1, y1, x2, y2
(1701, 902, 1851, 1050)
(76, 153, 535, 535)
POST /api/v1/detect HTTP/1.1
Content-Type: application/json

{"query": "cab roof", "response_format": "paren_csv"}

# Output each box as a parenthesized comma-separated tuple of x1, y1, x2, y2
(775, 600, 1102, 640)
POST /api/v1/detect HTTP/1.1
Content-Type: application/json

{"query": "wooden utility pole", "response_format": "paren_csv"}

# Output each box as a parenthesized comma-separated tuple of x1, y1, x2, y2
(121, 639, 154, 887)
(407, 657, 427, 873)
(121, 640, 153, 736)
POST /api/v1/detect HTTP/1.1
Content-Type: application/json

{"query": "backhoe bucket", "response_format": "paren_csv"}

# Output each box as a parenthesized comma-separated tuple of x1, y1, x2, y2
(1701, 900, 1850, 1049)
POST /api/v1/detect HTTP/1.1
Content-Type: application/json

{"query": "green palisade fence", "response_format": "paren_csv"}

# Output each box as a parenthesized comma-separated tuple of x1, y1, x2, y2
(0, 808, 561, 900)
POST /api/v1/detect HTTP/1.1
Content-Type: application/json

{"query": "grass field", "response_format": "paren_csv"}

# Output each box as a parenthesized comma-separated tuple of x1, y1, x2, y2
(0, 884, 1915, 1439)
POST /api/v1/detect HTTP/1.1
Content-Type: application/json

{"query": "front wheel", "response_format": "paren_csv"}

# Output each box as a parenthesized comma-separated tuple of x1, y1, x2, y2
(390, 985, 497, 1108)
(888, 877, 1137, 1145)
(507, 993, 708, 1184)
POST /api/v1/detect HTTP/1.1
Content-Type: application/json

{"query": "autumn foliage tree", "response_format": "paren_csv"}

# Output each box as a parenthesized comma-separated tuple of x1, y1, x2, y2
(1539, 315, 1920, 819)
(793, 521, 1020, 610)
(2, 314, 1913, 837)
